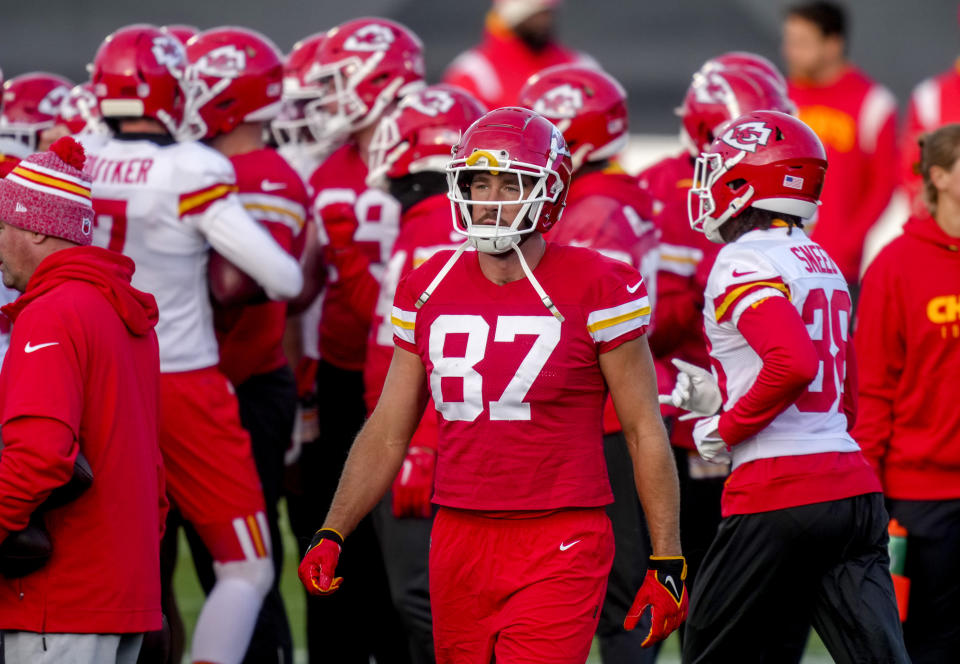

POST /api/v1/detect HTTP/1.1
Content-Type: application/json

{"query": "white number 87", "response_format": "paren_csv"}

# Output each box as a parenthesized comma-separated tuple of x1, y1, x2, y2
(428, 314, 561, 422)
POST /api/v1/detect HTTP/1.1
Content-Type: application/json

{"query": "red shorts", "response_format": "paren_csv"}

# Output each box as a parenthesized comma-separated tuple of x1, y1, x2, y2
(430, 507, 614, 664)
(159, 367, 268, 563)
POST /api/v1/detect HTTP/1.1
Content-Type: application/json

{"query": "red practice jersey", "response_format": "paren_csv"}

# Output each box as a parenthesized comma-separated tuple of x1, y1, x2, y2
(637, 153, 720, 448)
(216, 148, 309, 386)
(900, 63, 960, 213)
(310, 142, 401, 370)
(391, 243, 650, 511)
(788, 67, 898, 282)
(365, 194, 460, 448)
(548, 166, 659, 434)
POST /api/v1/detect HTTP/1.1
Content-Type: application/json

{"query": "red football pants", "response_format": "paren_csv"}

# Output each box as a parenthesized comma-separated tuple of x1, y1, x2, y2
(430, 507, 614, 664)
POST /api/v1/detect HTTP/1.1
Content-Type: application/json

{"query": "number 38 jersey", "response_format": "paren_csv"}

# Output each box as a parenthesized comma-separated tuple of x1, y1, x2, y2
(392, 243, 651, 511)
(703, 227, 860, 468)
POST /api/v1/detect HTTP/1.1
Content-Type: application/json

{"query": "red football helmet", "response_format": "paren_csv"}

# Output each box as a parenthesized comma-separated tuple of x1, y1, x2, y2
(447, 107, 572, 254)
(181, 26, 284, 140)
(367, 84, 487, 187)
(518, 64, 628, 173)
(678, 67, 795, 156)
(289, 18, 425, 144)
(55, 83, 107, 135)
(165, 24, 199, 45)
(700, 51, 788, 94)
(90, 24, 187, 136)
(688, 110, 827, 243)
(0, 73, 73, 151)
(271, 32, 331, 151)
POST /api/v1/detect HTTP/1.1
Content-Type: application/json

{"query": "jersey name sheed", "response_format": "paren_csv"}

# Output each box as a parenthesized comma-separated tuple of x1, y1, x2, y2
(391, 243, 649, 511)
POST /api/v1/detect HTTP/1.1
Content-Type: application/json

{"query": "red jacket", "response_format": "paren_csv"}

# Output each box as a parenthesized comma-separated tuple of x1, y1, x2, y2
(0, 247, 164, 633)
(853, 215, 960, 499)
(443, 13, 586, 111)
(788, 67, 898, 283)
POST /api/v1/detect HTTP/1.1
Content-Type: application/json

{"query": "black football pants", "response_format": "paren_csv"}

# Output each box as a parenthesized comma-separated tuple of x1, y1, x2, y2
(683, 492, 908, 664)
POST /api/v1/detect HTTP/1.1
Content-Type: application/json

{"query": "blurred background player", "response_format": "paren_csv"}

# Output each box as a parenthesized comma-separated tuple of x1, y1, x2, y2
(364, 83, 487, 664)
(854, 124, 960, 663)
(782, 0, 898, 293)
(175, 26, 311, 664)
(899, 9, 960, 215)
(443, 0, 593, 111)
(86, 23, 302, 664)
(637, 58, 796, 648)
(677, 109, 907, 663)
(518, 63, 661, 664)
(300, 106, 687, 663)
(295, 16, 425, 664)
(0, 72, 73, 167)
(39, 82, 111, 153)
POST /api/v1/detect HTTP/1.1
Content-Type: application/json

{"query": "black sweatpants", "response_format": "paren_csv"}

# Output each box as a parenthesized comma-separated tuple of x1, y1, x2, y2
(300, 359, 411, 664)
(183, 366, 297, 664)
(886, 498, 960, 664)
(683, 492, 908, 664)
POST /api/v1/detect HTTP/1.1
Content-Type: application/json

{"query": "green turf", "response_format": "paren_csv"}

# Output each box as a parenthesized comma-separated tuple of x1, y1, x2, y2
(174, 501, 835, 663)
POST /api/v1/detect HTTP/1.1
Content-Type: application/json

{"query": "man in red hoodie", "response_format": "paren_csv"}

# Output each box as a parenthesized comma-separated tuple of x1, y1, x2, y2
(783, 1, 898, 289)
(0, 136, 164, 664)
(443, 0, 593, 111)
(854, 123, 960, 664)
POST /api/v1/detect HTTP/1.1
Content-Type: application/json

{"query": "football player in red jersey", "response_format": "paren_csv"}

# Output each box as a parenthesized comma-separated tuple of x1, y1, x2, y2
(86, 24, 303, 664)
(364, 84, 487, 664)
(519, 64, 662, 664)
(179, 26, 311, 664)
(291, 16, 425, 664)
(300, 107, 686, 664)
(673, 110, 907, 663)
(0, 72, 73, 174)
(636, 61, 795, 636)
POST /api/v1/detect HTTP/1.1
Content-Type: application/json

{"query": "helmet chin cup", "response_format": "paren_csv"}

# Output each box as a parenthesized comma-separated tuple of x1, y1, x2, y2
(462, 225, 522, 254)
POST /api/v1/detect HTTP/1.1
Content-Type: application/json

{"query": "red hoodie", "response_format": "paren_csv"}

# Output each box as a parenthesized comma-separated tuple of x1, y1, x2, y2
(853, 215, 960, 499)
(0, 246, 165, 633)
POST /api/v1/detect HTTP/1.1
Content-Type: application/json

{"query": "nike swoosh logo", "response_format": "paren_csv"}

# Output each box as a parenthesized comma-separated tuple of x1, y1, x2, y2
(559, 539, 582, 551)
(626, 280, 643, 294)
(664, 575, 679, 599)
(24, 341, 59, 353)
(261, 179, 286, 192)
(731, 269, 757, 278)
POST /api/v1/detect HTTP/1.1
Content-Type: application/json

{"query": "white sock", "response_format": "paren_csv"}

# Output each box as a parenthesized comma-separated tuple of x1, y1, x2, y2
(189, 576, 264, 664)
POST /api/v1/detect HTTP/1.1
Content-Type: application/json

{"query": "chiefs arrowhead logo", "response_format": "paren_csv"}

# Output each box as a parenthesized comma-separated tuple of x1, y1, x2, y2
(533, 84, 584, 120)
(721, 121, 772, 153)
(343, 24, 395, 52)
(152, 35, 186, 69)
(37, 86, 71, 116)
(195, 45, 247, 78)
(400, 89, 455, 117)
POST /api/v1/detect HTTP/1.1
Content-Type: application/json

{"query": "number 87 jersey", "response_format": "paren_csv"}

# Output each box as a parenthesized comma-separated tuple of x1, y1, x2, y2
(703, 226, 860, 469)
(392, 243, 651, 512)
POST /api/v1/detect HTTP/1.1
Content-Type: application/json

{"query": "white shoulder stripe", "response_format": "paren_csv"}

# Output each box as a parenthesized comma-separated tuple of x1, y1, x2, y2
(391, 306, 416, 344)
(446, 50, 502, 102)
(587, 296, 651, 343)
(859, 84, 897, 154)
(912, 78, 941, 130)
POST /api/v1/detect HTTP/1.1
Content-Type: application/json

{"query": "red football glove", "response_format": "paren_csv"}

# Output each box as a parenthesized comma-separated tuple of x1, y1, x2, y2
(317, 202, 358, 251)
(624, 555, 688, 647)
(298, 528, 344, 595)
(392, 446, 435, 518)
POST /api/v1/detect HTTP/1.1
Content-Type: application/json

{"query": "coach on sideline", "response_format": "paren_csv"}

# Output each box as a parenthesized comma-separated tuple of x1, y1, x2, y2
(0, 137, 165, 664)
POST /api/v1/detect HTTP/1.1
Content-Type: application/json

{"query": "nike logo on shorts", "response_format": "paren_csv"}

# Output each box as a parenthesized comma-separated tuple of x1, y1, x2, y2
(559, 539, 582, 551)
(627, 280, 643, 294)
(24, 341, 59, 353)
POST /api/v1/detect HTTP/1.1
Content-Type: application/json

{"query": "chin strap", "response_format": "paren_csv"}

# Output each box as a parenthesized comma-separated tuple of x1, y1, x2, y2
(415, 239, 564, 323)
(416, 240, 472, 309)
(511, 242, 564, 322)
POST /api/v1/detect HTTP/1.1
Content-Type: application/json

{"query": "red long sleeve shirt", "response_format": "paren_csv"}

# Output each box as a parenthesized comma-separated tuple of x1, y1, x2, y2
(853, 215, 960, 499)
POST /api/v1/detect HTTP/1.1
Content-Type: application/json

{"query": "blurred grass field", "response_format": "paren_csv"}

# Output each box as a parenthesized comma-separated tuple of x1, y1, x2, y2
(173, 500, 835, 664)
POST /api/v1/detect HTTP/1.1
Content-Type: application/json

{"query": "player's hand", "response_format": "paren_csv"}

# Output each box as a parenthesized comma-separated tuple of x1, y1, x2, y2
(658, 359, 722, 421)
(624, 556, 689, 647)
(298, 528, 344, 595)
(392, 446, 435, 519)
(693, 415, 730, 464)
(316, 202, 358, 251)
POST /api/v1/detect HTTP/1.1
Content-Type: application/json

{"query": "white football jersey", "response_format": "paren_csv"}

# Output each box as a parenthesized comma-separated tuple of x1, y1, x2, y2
(703, 226, 860, 469)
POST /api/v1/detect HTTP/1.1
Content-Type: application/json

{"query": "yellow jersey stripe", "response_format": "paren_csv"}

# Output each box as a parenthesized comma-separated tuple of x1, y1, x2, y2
(587, 306, 652, 333)
(715, 281, 790, 322)
(178, 184, 236, 216)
